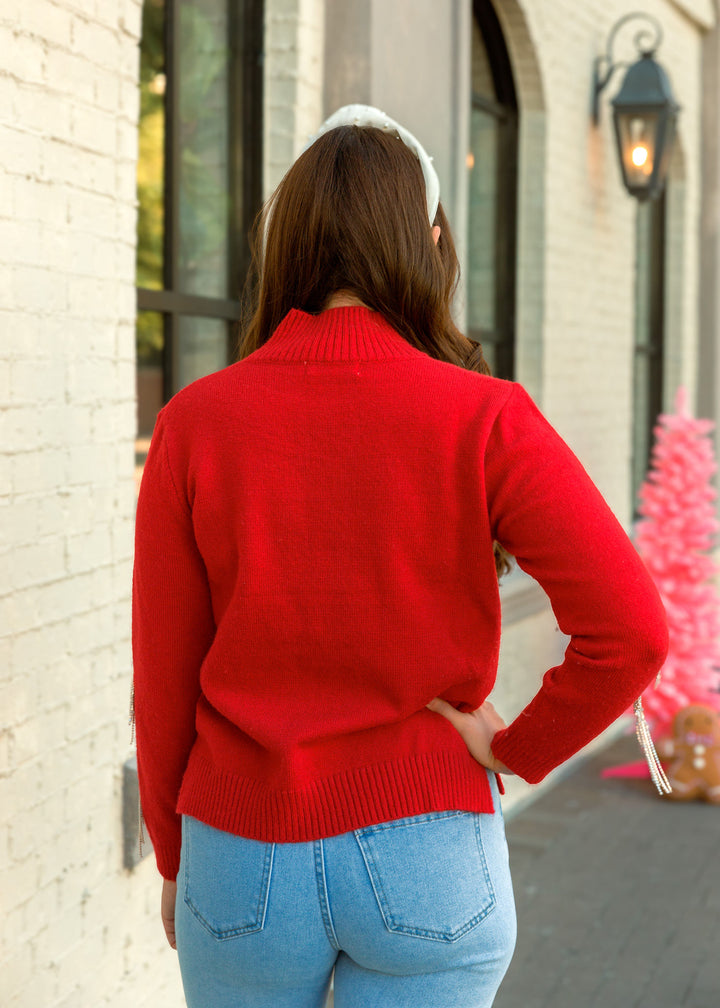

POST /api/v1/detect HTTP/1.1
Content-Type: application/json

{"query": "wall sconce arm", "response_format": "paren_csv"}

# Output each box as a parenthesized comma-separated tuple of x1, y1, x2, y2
(592, 11, 664, 123)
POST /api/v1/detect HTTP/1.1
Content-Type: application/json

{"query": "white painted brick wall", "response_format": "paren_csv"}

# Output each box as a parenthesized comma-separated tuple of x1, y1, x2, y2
(503, 0, 706, 524)
(0, 1, 184, 1005)
(263, 0, 325, 198)
(1, 0, 712, 1002)
(473, 0, 710, 814)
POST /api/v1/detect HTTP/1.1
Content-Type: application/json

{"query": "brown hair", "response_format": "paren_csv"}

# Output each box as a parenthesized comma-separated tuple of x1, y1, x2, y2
(237, 124, 512, 577)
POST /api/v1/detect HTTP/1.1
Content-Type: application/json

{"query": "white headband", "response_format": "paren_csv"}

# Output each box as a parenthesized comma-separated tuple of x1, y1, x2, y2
(303, 104, 440, 223)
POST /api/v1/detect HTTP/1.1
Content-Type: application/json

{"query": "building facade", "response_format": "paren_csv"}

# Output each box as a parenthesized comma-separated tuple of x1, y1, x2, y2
(1, 1, 718, 1004)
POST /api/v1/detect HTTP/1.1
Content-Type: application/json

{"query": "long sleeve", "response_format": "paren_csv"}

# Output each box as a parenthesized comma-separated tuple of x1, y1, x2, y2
(487, 385, 669, 783)
(132, 412, 216, 879)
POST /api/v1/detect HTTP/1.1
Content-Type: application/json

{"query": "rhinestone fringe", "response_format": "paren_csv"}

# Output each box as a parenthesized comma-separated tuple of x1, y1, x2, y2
(634, 697, 672, 795)
(129, 681, 145, 855)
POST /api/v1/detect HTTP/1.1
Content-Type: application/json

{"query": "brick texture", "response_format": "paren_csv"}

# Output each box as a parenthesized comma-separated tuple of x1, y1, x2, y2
(480, 2, 707, 826)
(263, 0, 325, 197)
(0, 0, 712, 1004)
(500, 0, 704, 525)
(0, 1, 183, 1005)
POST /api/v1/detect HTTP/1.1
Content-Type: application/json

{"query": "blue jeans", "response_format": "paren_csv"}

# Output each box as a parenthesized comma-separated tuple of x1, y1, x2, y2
(175, 774, 516, 1007)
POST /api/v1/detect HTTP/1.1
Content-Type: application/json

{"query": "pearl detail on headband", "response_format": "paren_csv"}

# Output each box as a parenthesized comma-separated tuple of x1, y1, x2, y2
(303, 104, 441, 223)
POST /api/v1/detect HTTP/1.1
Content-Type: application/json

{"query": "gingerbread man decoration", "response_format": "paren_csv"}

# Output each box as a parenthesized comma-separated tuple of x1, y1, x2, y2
(658, 704, 720, 803)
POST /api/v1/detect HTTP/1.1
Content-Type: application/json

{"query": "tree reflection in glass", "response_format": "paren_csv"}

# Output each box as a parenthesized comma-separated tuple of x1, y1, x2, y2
(178, 1, 231, 299)
(136, 0, 166, 375)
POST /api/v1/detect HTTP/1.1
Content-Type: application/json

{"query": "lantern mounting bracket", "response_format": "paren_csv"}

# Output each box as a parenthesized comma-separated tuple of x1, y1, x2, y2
(592, 12, 664, 123)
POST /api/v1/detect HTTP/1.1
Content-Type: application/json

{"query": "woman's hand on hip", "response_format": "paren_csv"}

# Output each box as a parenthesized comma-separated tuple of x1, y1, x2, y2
(426, 698, 513, 775)
(161, 878, 178, 949)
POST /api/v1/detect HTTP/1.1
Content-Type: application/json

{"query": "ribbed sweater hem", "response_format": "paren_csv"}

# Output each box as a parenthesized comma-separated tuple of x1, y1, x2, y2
(177, 748, 494, 844)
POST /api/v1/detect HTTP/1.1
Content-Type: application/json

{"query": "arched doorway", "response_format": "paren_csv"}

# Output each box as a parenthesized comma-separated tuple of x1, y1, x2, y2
(467, 1, 518, 380)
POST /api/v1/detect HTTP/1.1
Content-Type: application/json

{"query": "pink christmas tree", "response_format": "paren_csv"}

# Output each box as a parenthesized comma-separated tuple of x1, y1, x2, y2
(635, 387, 720, 736)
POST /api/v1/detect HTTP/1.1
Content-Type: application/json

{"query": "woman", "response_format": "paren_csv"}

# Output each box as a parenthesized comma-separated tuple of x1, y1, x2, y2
(132, 105, 668, 1008)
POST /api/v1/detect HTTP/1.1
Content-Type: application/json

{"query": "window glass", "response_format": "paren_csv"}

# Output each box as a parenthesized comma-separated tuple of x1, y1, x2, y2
(135, 0, 261, 446)
(176, 317, 229, 390)
(467, 107, 497, 334)
(632, 351, 652, 500)
(137, 0, 166, 291)
(634, 203, 655, 349)
(178, 0, 231, 299)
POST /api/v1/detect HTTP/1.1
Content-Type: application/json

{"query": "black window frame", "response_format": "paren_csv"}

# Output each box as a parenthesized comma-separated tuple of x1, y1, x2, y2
(633, 191, 666, 509)
(136, 0, 264, 405)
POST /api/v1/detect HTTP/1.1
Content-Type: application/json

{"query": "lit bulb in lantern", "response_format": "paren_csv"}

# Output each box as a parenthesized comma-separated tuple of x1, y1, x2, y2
(632, 145, 649, 167)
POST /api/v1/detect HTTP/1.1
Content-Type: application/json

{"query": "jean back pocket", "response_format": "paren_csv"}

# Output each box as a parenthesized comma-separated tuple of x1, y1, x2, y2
(354, 810, 496, 943)
(182, 816, 275, 940)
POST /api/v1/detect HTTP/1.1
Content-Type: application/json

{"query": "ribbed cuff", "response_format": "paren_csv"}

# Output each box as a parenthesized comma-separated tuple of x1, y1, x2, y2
(149, 828, 181, 881)
(490, 726, 551, 785)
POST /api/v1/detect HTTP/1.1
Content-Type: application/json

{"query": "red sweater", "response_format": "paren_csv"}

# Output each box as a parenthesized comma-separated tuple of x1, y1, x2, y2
(132, 306, 668, 880)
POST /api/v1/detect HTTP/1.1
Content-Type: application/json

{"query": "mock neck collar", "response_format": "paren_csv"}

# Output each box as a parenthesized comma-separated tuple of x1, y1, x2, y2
(250, 306, 423, 363)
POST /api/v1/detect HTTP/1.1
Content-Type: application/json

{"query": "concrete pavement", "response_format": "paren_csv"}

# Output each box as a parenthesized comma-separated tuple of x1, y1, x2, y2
(494, 734, 720, 1008)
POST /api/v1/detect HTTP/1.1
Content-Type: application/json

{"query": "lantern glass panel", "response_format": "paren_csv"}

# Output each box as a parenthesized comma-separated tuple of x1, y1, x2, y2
(616, 111, 659, 190)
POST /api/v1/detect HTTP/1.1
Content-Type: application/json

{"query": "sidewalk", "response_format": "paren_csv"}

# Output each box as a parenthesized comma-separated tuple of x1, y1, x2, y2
(493, 734, 720, 1008)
